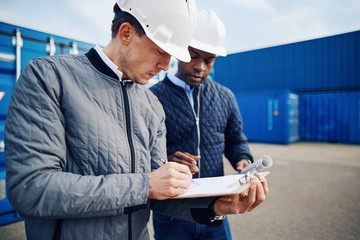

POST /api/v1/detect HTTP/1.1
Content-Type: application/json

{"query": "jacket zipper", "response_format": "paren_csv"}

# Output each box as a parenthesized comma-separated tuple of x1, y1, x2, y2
(121, 81, 136, 240)
(187, 86, 201, 178)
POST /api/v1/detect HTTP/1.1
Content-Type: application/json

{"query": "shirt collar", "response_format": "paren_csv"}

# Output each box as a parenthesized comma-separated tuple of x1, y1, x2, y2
(167, 71, 193, 93)
(167, 72, 198, 107)
(94, 45, 123, 80)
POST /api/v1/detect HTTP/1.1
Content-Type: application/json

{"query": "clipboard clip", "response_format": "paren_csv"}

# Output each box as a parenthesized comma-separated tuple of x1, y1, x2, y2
(239, 166, 259, 185)
(229, 164, 260, 188)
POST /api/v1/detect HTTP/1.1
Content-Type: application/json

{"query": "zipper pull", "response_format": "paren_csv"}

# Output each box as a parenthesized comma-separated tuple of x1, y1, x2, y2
(195, 117, 199, 125)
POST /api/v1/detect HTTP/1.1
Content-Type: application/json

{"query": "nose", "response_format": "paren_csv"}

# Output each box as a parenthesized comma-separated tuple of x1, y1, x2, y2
(157, 53, 171, 71)
(193, 59, 205, 72)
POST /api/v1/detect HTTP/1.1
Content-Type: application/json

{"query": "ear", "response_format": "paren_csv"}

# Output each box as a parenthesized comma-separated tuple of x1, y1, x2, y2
(118, 22, 134, 46)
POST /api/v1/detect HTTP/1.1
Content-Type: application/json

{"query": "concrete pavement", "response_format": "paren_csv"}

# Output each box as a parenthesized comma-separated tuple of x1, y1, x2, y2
(1, 142, 359, 240)
(224, 142, 360, 240)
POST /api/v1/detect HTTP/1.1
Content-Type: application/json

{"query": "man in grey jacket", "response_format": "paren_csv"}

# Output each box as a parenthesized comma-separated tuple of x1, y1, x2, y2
(5, 1, 268, 240)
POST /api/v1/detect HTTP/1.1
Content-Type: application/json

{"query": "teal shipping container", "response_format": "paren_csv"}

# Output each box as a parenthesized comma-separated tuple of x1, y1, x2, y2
(235, 90, 299, 144)
(299, 91, 360, 144)
(0, 21, 94, 226)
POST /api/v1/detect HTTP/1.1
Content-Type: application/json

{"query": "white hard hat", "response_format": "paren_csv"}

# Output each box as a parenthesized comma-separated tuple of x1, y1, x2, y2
(190, 9, 227, 56)
(116, 0, 196, 62)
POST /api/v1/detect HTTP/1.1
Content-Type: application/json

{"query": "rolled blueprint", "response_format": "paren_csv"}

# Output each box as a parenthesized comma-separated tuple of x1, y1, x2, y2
(240, 155, 273, 174)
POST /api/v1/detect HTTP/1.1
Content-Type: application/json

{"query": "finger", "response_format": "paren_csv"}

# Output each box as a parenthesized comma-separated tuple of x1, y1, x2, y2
(172, 151, 190, 162)
(256, 174, 269, 195)
(243, 178, 258, 212)
(165, 186, 185, 199)
(248, 179, 266, 212)
(172, 155, 199, 174)
(184, 152, 201, 158)
(173, 158, 199, 172)
(160, 163, 191, 182)
(169, 161, 190, 172)
(236, 160, 249, 172)
(262, 179, 269, 195)
(174, 178, 191, 189)
(173, 151, 185, 158)
(167, 153, 177, 162)
(167, 180, 194, 198)
(172, 187, 187, 197)
(174, 151, 193, 160)
(172, 158, 196, 168)
(184, 152, 201, 163)
(236, 164, 244, 171)
(169, 162, 192, 178)
(190, 167, 199, 175)
(164, 173, 191, 191)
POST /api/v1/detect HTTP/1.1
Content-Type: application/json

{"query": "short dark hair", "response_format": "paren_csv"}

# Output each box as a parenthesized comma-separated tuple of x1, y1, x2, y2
(111, 4, 145, 39)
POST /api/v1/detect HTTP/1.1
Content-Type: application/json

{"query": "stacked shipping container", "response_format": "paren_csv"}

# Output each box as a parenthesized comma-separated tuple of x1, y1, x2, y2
(214, 30, 360, 144)
(0, 22, 93, 225)
(235, 90, 299, 144)
(214, 31, 360, 92)
(299, 91, 360, 144)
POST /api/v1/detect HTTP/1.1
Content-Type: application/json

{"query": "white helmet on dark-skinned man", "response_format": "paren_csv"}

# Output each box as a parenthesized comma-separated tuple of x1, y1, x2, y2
(190, 9, 227, 57)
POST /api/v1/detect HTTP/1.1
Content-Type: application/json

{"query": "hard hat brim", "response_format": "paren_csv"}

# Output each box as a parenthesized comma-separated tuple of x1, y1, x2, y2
(147, 32, 191, 62)
(190, 39, 227, 57)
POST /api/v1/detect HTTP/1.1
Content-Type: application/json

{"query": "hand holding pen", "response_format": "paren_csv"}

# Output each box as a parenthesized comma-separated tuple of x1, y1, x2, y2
(148, 158, 192, 200)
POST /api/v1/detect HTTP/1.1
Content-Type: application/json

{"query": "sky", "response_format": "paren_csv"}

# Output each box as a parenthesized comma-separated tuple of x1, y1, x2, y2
(1, 0, 360, 54)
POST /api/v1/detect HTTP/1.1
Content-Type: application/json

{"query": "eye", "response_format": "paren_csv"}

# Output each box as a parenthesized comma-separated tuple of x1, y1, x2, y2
(205, 58, 214, 65)
(157, 50, 165, 56)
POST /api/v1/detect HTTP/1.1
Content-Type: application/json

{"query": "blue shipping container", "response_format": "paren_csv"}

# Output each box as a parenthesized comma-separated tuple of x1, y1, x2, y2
(0, 21, 94, 164)
(299, 91, 360, 144)
(235, 90, 299, 144)
(214, 30, 360, 92)
(0, 21, 94, 226)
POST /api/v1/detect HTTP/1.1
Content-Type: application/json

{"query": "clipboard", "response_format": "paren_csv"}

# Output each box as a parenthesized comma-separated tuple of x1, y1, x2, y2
(173, 155, 272, 199)
(173, 171, 269, 199)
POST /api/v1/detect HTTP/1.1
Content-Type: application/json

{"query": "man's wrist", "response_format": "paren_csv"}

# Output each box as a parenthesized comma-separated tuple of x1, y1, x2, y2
(209, 198, 225, 222)
(239, 158, 251, 165)
(190, 197, 224, 226)
(238, 154, 253, 164)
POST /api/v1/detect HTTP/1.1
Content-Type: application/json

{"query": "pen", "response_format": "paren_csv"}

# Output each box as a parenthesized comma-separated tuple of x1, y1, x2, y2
(160, 159, 167, 164)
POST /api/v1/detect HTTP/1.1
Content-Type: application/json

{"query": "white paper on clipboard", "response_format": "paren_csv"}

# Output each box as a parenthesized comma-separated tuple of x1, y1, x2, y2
(173, 155, 273, 199)
(173, 171, 269, 199)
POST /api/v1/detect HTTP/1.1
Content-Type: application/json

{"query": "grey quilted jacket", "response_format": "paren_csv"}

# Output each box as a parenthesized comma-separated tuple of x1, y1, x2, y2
(5, 49, 214, 240)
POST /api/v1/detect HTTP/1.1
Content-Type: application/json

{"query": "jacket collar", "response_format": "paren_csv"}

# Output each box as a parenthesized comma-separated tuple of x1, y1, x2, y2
(85, 48, 119, 80)
(163, 74, 208, 89)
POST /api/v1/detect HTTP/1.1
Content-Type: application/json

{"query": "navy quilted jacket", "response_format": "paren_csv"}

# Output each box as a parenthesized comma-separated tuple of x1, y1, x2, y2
(150, 76, 253, 178)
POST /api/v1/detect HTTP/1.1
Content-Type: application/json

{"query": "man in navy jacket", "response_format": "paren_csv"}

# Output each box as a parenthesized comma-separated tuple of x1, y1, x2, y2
(150, 9, 258, 240)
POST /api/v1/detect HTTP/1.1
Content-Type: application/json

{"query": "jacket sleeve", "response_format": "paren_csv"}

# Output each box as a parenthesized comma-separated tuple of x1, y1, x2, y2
(4, 58, 148, 219)
(148, 93, 168, 170)
(223, 90, 253, 168)
(151, 197, 223, 227)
